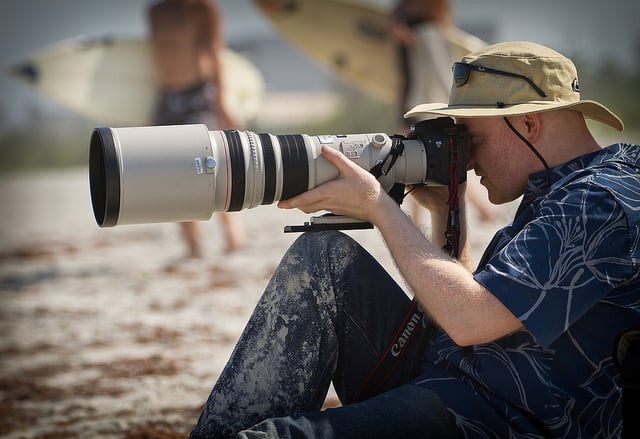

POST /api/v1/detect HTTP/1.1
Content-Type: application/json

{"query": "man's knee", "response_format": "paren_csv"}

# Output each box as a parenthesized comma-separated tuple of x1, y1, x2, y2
(290, 231, 358, 254)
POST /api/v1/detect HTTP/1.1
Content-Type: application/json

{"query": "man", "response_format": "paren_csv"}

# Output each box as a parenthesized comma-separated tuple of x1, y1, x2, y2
(148, 0, 242, 258)
(190, 41, 640, 438)
(389, 0, 453, 114)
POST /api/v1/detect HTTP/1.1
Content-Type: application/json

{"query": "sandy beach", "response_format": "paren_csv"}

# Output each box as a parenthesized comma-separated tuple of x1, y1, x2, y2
(0, 165, 516, 438)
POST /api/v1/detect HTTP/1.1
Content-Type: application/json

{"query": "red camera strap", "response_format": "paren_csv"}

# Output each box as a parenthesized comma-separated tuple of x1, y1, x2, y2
(443, 136, 462, 259)
(354, 137, 462, 402)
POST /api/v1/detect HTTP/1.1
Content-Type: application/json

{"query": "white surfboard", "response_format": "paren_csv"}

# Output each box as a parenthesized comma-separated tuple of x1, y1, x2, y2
(10, 35, 265, 127)
(254, 0, 485, 108)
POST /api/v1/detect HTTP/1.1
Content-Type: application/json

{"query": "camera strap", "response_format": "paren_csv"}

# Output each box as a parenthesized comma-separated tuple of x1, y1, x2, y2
(443, 136, 462, 259)
(368, 135, 408, 206)
(355, 135, 462, 402)
(369, 135, 405, 180)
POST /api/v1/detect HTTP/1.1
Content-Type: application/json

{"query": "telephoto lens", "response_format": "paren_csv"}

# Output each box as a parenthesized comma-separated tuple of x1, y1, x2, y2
(89, 119, 466, 227)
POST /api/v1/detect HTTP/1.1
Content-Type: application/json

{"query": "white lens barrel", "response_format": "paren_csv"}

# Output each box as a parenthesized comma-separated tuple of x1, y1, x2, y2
(90, 124, 215, 227)
(89, 126, 433, 228)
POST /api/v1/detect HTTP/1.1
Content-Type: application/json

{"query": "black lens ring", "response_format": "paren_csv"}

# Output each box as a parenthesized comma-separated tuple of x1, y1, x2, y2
(278, 134, 309, 200)
(89, 127, 121, 227)
(259, 133, 277, 205)
(225, 130, 246, 212)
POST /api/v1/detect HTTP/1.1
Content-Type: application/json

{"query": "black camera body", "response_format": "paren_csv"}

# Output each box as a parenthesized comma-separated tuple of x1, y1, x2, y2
(411, 117, 467, 187)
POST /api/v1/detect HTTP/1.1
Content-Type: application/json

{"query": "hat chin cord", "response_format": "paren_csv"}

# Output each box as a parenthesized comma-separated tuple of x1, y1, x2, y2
(503, 116, 552, 188)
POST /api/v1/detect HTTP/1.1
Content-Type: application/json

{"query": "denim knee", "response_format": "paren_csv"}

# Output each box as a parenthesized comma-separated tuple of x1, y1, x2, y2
(288, 231, 360, 258)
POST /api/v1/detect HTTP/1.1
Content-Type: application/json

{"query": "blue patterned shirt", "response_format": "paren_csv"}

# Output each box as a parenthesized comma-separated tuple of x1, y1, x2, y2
(417, 143, 640, 438)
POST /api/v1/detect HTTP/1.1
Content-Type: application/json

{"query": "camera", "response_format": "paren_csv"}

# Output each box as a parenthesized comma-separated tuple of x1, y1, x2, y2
(89, 117, 467, 229)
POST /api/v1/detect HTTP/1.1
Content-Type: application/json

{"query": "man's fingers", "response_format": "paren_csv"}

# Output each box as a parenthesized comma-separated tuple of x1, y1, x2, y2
(320, 145, 357, 174)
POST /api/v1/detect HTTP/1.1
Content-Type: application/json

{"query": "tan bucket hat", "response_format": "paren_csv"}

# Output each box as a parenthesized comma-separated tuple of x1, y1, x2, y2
(405, 41, 624, 131)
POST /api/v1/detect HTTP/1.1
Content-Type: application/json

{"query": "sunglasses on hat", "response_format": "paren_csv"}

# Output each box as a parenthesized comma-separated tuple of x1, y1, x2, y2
(452, 62, 547, 98)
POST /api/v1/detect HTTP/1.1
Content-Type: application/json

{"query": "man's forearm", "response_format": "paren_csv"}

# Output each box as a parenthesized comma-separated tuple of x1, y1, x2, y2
(372, 195, 521, 346)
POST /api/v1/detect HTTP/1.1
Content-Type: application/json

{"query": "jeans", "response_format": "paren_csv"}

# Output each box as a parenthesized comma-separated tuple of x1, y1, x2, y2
(190, 231, 461, 438)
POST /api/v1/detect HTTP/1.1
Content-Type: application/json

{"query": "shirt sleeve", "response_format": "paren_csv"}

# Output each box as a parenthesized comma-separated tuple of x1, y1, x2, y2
(474, 180, 634, 349)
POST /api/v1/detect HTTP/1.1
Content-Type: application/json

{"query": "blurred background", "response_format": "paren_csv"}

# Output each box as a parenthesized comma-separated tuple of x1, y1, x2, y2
(1, 2, 639, 437)
(0, 0, 639, 171)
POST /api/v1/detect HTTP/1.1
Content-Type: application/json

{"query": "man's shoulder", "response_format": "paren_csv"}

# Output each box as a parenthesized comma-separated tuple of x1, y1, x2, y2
(601, 142, 640, 167)
(587, 143, 640, 186)
(561, 143, 640, 182)
(581, 143, 640, 223)
(541, 144, 640, 222)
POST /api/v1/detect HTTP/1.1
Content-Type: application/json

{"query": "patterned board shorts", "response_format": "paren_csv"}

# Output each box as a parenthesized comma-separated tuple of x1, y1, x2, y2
(153, 81, 218, 128)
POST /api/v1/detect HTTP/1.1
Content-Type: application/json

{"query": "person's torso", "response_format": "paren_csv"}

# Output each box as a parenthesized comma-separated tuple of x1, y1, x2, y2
(149, 1, 216, 90)
(419, 144, 640, 438)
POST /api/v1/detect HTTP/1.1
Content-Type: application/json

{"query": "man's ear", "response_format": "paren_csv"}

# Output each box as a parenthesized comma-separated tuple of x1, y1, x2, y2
(522, 113, 542, 143)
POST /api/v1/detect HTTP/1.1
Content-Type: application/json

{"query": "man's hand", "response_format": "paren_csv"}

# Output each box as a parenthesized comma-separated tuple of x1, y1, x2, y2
(407, 184, 452, 214)
(277, 145, 393, 224)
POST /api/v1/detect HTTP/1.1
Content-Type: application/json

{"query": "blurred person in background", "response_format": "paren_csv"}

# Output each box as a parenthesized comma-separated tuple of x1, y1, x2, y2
(148, 0, 243, 259)
(389, 0, 496, 223)
(389, 0, 453, 116)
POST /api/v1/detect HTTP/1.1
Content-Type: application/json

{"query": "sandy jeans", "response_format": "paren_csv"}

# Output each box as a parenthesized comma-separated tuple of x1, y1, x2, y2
(189, 231, 461, 439)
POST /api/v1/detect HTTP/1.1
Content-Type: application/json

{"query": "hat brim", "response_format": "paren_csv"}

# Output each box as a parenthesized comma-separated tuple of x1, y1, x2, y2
(405, 100, 624, 131)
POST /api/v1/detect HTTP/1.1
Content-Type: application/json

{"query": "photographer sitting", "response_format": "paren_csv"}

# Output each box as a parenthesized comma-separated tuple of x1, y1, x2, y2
(190, 41, 640, 438)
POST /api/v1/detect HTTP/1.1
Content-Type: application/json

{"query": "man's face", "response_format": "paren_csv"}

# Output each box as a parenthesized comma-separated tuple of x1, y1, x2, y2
(459, 117, 531, 205)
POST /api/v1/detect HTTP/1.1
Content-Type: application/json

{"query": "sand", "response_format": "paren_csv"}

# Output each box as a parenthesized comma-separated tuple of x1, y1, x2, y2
(0, 165, 516, 438)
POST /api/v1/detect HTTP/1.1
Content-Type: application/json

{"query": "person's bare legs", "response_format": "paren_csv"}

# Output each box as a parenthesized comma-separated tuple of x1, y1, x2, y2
(219, 212, 244, 253)
(180, 221, 202, 259)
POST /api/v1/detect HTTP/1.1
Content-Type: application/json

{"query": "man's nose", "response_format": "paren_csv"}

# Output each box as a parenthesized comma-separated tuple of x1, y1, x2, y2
(466, 155, 476, 171)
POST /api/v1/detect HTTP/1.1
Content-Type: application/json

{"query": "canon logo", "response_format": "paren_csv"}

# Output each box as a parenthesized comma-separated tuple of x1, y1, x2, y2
(391, 312, 422, 357)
